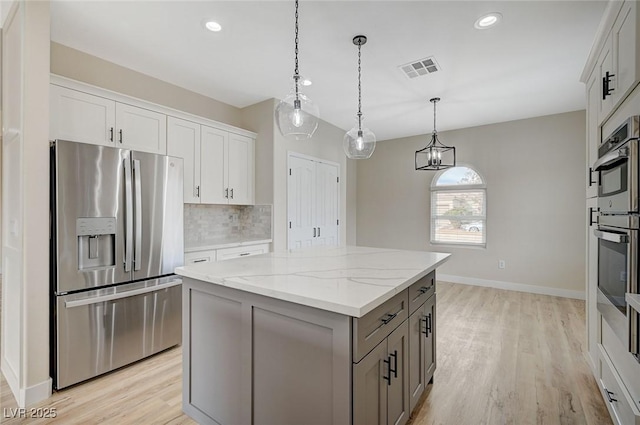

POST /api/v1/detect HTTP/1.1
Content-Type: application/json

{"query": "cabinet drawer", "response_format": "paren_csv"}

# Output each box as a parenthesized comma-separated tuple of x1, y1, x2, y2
(353, 290, 408, 363)
(599, 345, 640, 425)
(408, 271, 435, 315)
(216, 243, 269, 261)
(601, 316, 640, 412)
(185, 250, 216, 264)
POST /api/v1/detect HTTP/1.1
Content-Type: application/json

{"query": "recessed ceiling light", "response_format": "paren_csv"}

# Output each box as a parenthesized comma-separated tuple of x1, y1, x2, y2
(204, 20, 222, 32)
(474, 12, 502, 29)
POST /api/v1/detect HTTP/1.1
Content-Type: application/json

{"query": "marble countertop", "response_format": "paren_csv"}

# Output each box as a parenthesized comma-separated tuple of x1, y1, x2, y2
(184, 238, 272, 253)
(176, 245, 450, 317)
(627, 293, 640, 313)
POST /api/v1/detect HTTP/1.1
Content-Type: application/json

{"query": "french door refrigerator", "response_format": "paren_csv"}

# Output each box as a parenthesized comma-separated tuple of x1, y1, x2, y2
(50, 140, 184, 389)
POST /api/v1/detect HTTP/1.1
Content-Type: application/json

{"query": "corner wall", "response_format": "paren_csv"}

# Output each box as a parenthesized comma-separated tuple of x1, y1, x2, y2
(357, 111, 586, 298)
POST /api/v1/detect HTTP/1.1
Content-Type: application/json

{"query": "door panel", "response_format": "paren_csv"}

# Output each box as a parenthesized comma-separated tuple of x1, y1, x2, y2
(315, 162, 339, 246)
(425, 295, 436, 382)
(54, 141, 130, 293)
(227, 134, 254, 205)
(50, 85, 115, 146)
(408, 308, 426, 412)
(288, 156, 316, 249)
(200, 126, 227, 204)
(353, 341, 387, 425)
(388, 322, 410, 425)
(131, 151, 184, 280)
(167, 117, 201, 203)
(115, 103, 167, 154)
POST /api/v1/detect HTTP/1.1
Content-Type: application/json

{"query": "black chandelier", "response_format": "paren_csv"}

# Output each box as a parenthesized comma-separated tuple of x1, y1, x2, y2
(415, 97, 456, 171)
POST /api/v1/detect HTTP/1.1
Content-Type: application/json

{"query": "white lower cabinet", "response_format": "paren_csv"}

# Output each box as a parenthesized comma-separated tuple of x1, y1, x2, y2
(216, 244, 269, 261)
(599, 345, 640, 425)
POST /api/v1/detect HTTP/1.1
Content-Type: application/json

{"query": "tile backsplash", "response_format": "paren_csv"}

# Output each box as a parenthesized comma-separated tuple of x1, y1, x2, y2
(184, 204, 272, 246)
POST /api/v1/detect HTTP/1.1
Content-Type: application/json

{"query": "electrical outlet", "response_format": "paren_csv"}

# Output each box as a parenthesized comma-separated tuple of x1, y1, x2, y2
(498, 260, 506, 269)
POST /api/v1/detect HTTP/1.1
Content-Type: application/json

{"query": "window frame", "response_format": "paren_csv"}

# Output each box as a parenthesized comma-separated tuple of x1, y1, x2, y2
(430, 165, 487, 248)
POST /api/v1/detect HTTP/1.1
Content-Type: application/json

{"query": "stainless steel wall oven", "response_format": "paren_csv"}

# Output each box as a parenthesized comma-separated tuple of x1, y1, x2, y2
(595, 116, 640, 363)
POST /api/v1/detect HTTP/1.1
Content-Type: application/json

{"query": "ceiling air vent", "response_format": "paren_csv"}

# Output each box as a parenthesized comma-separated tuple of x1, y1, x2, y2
(399, 56, 440, 79)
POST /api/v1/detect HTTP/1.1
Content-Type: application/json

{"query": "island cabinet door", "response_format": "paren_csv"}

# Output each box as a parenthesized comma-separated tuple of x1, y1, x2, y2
(353, 341, 388, 425)
(387, 322, 410, 425)
(424, 294, 436, 383)
(408, 307, 427, 413)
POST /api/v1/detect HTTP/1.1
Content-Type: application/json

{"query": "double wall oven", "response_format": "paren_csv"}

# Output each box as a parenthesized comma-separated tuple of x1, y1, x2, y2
(594, 116, 640, 362)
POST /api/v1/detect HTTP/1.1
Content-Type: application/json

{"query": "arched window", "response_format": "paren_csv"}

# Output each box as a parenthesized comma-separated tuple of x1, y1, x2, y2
(431, 165, 486, 247)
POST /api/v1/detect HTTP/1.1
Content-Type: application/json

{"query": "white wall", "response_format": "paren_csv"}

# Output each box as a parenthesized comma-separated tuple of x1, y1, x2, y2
(357, 111, 586, 298)
(2, 0, 51, 407)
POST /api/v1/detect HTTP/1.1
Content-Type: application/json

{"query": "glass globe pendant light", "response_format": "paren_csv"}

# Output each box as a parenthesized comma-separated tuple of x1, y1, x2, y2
(344, 35, 376, 159)
(415, 97, 456, 170)
(275, 0, 319, 141)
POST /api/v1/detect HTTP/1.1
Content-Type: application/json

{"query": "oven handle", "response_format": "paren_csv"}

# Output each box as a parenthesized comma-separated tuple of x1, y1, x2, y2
(593, 147, 628, 171)
(594, 229, 629, 243)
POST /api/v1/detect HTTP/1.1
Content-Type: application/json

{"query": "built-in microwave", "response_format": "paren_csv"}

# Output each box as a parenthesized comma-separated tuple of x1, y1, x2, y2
(594, 116, 640, 215)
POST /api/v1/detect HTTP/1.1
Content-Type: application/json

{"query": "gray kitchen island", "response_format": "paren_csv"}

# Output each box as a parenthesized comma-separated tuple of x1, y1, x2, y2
(175, 245, 450, 425)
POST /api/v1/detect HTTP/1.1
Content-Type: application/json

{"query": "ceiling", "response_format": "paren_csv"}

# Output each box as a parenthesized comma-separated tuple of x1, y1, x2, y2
(50, 1, 608, 141)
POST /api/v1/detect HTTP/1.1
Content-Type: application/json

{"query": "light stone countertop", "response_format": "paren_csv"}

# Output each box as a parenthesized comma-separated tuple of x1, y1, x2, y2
(176, 245, 450, 317)
(184, 238, 273, 253)
(627, 293, 640, 313)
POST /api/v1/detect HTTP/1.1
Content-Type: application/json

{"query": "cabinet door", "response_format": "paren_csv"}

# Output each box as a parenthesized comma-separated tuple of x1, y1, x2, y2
(587, 198, 599, 368)
(227, 134, 254, 205)
(50, 85, 116, 146)
(353, 341, 387, 425)
(408, 307, 426, 413)
(200, 126, 228, 204)
(387, 322, 410, 425)
(424, 294, 436, 383)
(314, 162, 339, 247)
(586, 71, 600, 199)
(598, 32, 615, 123)
(288, 156, 317, 249)
(167, 117, 201, 203)
(612, 0, 638, 106)
(115, 103, 167, 154)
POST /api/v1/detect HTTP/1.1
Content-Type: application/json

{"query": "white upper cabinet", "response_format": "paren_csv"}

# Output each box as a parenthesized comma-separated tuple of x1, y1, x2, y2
(227, 134, 254, 205)
(169, 121, 255, 206)
(167, 117, 201, 203)
(597, 32, 615, 123)
(586, 71, 600, 199)
(200, 126, 228, 204)
(115, 103, 167, 154)
(50, 84, 116, 146)
(50, 84, 167, 155)
(612, 0, 639, 106)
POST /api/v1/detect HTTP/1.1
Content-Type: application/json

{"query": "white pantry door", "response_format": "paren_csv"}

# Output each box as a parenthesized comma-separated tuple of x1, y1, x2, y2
(287, 154, 340, 249)
(288, 156, 316, 249)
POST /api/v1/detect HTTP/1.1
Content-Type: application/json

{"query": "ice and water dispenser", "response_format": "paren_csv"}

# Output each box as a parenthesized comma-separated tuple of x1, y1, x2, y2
(76, 217, 116, 270)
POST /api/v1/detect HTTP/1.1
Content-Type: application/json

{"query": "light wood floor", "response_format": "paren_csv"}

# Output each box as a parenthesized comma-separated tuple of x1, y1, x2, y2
(0, 282, 611, 424)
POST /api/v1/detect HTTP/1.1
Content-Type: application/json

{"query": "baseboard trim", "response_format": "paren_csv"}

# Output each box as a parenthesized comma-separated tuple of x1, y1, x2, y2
(1, 358, 52, 407)
(438, 274, 585, 300)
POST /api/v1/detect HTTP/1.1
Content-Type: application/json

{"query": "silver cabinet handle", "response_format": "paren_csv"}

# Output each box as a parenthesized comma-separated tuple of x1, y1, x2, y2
(317, 227, 320, 237)
(313, 228, 316, 238)
(196, 185, 200, 198)
(133, 159, 142, 271)
(110, 127, 114, 142)
(225, 188, 229, 198)
(239, 252, 250, 256)
(119, 129, 123, 143)
(230, 188, 234, 199)
(193, 258, 207, 263)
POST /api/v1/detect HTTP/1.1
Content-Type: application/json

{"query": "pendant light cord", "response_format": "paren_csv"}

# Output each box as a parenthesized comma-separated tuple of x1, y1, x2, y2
(357, 40, 362, 131)
(432, 100, 437, 135)
(293, 0, 300, 99)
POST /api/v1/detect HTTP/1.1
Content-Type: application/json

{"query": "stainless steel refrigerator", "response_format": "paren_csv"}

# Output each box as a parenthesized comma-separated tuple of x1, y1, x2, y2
(50, 140, 184, 389)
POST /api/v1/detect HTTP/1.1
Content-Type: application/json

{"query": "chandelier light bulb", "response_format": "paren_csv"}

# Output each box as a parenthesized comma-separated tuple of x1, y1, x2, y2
(356, 131, 365, 151)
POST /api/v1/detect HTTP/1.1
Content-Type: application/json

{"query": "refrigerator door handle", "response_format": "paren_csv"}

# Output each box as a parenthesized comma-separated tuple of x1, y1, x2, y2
(124, 158, 133, 272)
(64, 278, 182, 308)
(133, 159, 142, 271)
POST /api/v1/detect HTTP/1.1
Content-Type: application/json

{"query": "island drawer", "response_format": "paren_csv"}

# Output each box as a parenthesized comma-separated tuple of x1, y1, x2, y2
(408, 270, 435, 315)
(353, 290, 408, 363)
